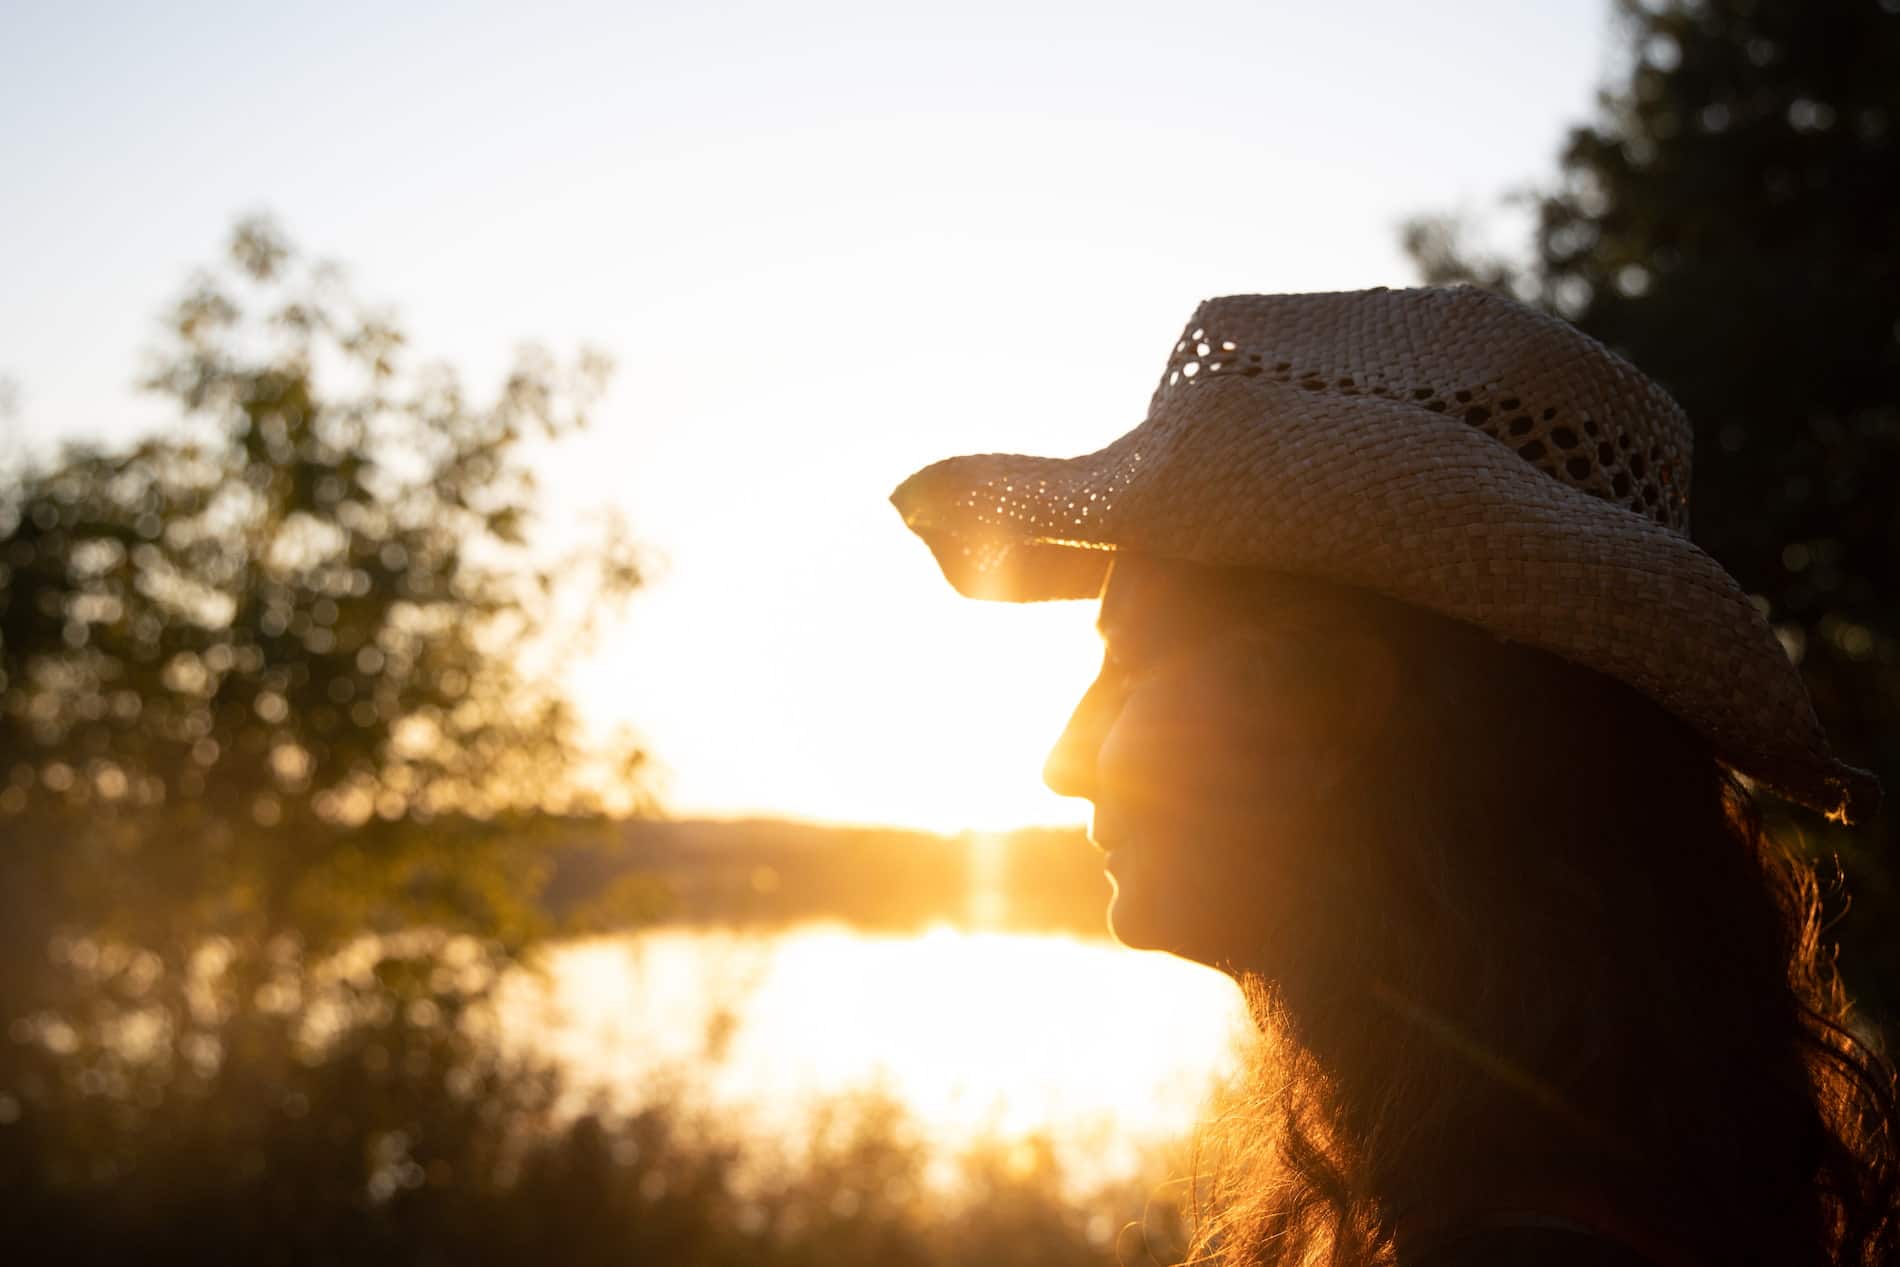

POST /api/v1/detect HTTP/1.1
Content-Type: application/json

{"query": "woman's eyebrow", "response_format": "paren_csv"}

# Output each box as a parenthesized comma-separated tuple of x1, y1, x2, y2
(1096, 605, 1158, 663)
(1097, 617, 1144, 664)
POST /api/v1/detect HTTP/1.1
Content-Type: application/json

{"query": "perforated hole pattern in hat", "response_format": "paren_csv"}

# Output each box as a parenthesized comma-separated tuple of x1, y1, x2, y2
(1160, 327, 1689, 533)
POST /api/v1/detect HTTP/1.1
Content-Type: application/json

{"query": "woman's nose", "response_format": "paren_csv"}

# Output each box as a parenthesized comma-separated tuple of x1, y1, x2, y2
(1043, 676, 1112, 800)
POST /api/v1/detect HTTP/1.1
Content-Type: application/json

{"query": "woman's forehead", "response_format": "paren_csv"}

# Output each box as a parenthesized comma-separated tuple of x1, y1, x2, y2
(1098, 554, 1361, 641)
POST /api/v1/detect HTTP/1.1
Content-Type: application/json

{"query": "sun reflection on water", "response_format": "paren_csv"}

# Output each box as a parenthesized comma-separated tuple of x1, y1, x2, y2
(508, 924, 1251, 1192)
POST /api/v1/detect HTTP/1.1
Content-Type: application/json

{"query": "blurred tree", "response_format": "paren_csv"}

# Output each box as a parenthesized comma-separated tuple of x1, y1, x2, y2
(0, 218, 663, 1246)
(1403, 0, 1900, 1013)
(0, 224, 1159, 1265)
(0, 215, 648, 970)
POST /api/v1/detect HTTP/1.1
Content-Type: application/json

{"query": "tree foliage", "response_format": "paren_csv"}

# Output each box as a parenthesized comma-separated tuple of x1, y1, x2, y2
(0, 223, 1175, 1265)
(1404, 0, 1900, 1010)
(0, 217, 647, 962)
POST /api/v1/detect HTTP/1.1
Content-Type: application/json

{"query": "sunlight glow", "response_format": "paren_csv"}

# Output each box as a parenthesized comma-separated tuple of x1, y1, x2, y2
(570, 563, 1107, 832)
(1, 0, 1612, 831)
(509, 925, 1251, 1193)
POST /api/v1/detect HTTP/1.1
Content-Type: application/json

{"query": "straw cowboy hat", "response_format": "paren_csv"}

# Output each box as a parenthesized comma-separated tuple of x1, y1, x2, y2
(890, 286, 1879, 824)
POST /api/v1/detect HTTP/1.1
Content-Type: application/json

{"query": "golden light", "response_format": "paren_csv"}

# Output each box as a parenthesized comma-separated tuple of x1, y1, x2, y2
(570, 535, 1110, 832)
(513, 925, 1251, 1194)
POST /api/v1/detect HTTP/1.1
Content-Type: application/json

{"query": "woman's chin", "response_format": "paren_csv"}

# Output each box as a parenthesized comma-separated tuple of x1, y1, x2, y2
(1107, 868, 1235, 966)
(1105, 873, 1182, 955)
(1105, 897, 1151, 949)
(1105, 864, 1148, 946)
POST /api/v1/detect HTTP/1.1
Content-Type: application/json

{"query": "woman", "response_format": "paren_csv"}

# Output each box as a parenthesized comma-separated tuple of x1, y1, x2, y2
(890, 288, 1898, 1265)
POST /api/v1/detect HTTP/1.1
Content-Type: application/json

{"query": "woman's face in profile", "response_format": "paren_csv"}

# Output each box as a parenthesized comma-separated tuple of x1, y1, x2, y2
(1043, 554, 1397, 972)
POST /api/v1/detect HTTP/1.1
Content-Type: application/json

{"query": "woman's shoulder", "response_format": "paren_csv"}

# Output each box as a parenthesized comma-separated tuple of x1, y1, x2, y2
(1409, 1217, 1675, 1267)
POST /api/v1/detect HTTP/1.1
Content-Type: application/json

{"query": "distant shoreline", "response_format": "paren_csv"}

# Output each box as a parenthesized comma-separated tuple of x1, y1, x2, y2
(542, 817, 1110, 937)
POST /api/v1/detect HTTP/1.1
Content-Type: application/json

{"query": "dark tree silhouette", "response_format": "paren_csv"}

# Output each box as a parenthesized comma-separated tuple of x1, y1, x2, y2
(1405, 0, 1900, 1016)
(0, 212, 653, 1132)
(0, 217, 647, 959)
(0, 219, 655, 1224)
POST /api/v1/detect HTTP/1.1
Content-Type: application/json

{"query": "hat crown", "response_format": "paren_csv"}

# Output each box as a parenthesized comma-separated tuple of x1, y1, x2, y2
(1157, 287, 1693, 534)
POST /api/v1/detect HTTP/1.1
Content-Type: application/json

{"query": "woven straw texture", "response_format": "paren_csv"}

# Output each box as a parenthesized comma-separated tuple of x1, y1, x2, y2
(891, 286, 1879, 824)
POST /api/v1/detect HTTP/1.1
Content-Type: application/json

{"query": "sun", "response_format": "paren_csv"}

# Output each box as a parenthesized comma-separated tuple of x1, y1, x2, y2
(571, 557, 1108, 834)
(820, 591, 1107, 833)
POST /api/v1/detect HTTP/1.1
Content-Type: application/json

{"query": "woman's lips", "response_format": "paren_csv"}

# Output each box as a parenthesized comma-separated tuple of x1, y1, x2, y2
(1090, 810, 1140, 873)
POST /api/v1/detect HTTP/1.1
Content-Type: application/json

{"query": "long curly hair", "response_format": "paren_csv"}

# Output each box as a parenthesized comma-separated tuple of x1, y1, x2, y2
(1177, 578, 1899, 1267)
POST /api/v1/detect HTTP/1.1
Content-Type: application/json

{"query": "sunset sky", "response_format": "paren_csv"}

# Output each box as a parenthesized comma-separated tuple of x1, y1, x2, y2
(2, 0, 1613, 831)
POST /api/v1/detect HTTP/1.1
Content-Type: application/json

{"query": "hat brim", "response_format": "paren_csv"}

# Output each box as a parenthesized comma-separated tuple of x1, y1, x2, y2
(892, 372, 1880, 824)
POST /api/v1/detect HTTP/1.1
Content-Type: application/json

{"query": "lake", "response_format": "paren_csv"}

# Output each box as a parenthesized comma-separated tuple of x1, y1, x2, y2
(506, 922, 1253, 1193)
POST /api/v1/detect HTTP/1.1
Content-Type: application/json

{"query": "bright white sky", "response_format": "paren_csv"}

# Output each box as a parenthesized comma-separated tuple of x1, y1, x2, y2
(1, 0, 1613, 832)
